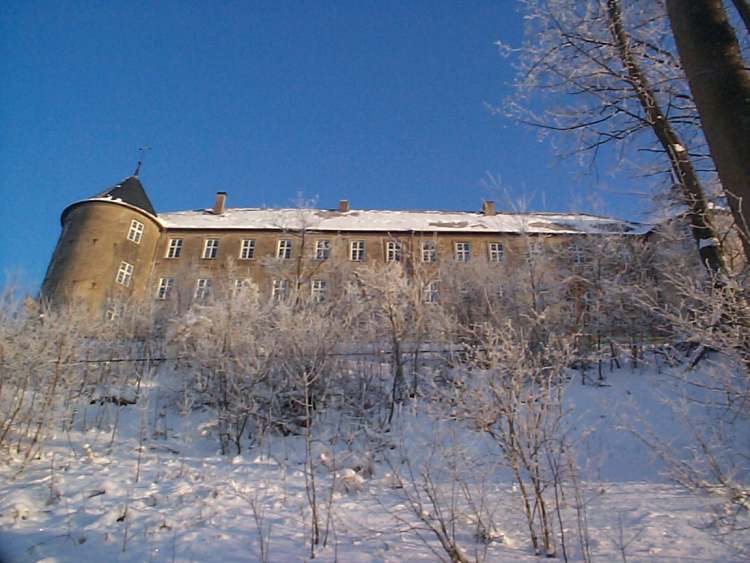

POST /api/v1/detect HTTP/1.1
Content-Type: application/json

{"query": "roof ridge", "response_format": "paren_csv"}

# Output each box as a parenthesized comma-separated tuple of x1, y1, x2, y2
(157, 206, 651, 235)
(160, 206, 636, 220)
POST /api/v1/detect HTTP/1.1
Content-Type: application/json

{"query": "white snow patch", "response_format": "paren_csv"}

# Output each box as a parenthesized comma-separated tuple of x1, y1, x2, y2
(157, 207, 651, 235)
(0, 364, 747, 562)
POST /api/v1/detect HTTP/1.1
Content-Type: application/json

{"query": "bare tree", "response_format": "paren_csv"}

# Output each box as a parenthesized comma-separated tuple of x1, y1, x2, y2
(666, 0, 750, 262)
(731, 0, 750, 35)
(262, 196, 332, 306)
(356, 264, 423, 425)
(503, 0, 726, 274)
(385, 435, 474, 563)
(0, 292, 159, 464)
(454, 321, 576, 556)
(631, 263, 750, 536)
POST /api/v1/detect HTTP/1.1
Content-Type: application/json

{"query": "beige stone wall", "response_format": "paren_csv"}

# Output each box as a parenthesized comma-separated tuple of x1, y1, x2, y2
(149, 228, 585, 307)
(42, 201, 161, 310)
(44, 199, 628, 315)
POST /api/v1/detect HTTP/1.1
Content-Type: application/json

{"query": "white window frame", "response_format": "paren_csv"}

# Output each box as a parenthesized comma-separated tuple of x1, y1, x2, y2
(115, 261, 134, 287)
(421, 240, 437, 263)
(232, 279, 251, 295)
(423, 281, 439, 304)
(239, 239, 256, 260)
(617, 240, 633, 262)
(350, 240, 366, 261)
(386, 240, 402, 262)
(346, 278, 364, 300)
(310, 279, 328, 303)
(127, 220, 144, 244)
(495, 284, 505, 300)
(526, 241, 544, 262)
(570, 242, 585, 264)
(166, 238, 183, 258)
(459, 284, 472, 302)
(454, 241, 471, 262)
(488, 242, 504, 263)
(105, 300, 124, 321)
(272, 279, 289, 302)
(315, 240, 331, 260)
(277, 239, 293, 259)
(202, 239, 219, 259)
(194, 278, 212, 301)
(156, 277, 175, 300)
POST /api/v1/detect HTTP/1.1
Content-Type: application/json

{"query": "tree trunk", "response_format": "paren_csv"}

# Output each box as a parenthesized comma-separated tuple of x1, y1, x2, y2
(666, 0, 750, 264)
(607, 0, 727, 276)
(731, 0, 750, 35)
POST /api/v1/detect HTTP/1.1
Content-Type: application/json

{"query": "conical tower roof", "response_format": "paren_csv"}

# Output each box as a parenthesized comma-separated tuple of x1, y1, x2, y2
(94, 176, 157, 216)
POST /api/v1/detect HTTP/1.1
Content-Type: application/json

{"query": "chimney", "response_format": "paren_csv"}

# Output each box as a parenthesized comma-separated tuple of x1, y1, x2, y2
(213, 192, 227, 215)
(482, 200, 496, 216)
(338, 199, 350, 213)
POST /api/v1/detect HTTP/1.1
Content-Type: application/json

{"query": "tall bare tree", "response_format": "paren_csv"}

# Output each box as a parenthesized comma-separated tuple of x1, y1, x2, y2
(504, 0, 726, 274)
(666, 0, 750, 263)
(731, 0, 750, 35)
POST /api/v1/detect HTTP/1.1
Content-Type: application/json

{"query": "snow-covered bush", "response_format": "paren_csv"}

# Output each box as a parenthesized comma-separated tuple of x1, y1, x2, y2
(633, 268, 750, 533)
(448, 320, 576, 558)
(165, 287, 380, 453)
(0, 296, 157, 463)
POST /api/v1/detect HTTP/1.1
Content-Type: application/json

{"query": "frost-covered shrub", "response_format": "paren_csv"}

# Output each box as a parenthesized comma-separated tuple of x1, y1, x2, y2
(167, 292, 371, 453)
(0, 297, 156, 462)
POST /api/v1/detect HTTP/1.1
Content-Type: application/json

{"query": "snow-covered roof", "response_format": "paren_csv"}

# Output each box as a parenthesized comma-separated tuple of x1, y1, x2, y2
(158, 207, 652, 236)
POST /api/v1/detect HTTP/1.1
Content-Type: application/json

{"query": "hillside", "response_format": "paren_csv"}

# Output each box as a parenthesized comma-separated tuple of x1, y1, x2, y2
(1, 355, 748, 562)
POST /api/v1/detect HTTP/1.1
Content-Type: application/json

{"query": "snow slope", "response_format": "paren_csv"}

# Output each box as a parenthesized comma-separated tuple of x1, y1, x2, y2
(0, 361, 747, 562)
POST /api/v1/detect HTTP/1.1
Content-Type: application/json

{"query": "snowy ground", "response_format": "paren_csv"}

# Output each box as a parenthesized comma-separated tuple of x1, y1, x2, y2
(1, 361, 748, 562)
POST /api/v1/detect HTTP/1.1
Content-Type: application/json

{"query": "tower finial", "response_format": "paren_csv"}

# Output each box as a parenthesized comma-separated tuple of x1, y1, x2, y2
(133, 146, 151, 176)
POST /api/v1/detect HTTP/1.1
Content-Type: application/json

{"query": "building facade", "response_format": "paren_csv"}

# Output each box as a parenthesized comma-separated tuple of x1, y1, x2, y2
(42, 175, 652, 315)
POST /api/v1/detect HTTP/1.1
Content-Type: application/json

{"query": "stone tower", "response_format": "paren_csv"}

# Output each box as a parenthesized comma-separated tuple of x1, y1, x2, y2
(41, 176, 161, 311)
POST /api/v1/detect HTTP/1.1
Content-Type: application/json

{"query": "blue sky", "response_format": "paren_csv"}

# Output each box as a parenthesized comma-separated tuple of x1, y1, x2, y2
(0, 1, 649, 291)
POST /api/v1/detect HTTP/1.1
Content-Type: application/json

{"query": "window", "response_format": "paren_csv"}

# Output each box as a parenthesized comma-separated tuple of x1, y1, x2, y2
(454, 242, 472, 262)
(194, 278, 212, 301)
(346, 278, 365, 300)
(156, 277, 175, 300)
(272, 279, 289, 302)
(311, 279, 328, 303)
(115, 261, 134, 287)
(386, 241, 402, 262)
(423, 281, 439, 304)
(488, 242, 504, 263)
(617, 241, 633, 262)
(315, 240, 331, 260)
(239, 239, 256, 260)
(127, 220, 144, 244)
(105, 301, 124, 321)
(459, 284, 472, 302)
(421, 240, 437, 263)
(232, 279, 251, 295)
(202, 239, 219, 259)
(526, 241, 544, 262)
(277, 239, 292, 259)
(166, 238, 183, 258)
(570, 242, 585, 264)
(495, 284, 505, 300)
(350, 240, 366, 261)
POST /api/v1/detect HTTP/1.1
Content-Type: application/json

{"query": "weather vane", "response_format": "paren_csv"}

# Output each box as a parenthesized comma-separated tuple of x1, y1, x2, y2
(133, 146, 152, 176)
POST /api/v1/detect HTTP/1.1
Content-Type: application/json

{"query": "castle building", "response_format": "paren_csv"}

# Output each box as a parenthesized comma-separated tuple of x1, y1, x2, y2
(42, 174, 651, 316)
